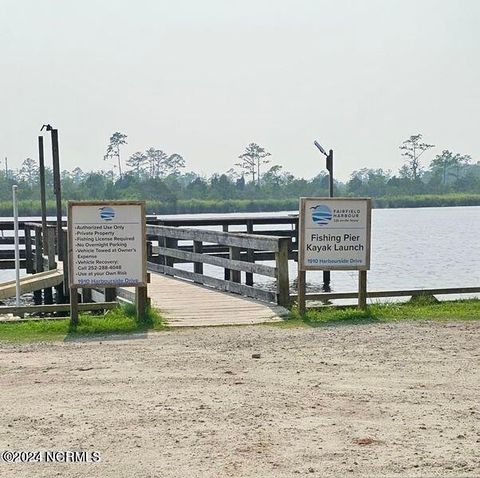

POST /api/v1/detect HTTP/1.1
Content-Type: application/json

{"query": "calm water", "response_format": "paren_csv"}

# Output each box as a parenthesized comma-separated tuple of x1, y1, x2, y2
(1, 207, 479, 297)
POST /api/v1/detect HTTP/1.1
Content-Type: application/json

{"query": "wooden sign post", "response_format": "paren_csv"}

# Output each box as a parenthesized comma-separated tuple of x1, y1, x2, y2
(298, 197, 372, 313)
(67, 201, 148, 325)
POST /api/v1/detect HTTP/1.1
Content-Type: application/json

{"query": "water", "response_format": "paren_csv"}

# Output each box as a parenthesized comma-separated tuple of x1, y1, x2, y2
(1, 207, 479, 297)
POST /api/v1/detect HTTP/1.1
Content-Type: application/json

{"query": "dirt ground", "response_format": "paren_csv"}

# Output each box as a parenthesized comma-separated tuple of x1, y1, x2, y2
(0, 321, 479, 478)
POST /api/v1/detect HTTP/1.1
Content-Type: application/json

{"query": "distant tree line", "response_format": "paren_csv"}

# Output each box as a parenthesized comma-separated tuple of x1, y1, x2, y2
(1, 133, 479, 209)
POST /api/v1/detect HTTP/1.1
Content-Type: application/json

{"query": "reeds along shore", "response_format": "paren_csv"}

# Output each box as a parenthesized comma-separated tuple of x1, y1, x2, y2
(0, 193, 479, 217)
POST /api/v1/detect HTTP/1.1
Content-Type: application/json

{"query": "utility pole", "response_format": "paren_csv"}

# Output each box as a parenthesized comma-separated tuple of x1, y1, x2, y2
(41, 125, 63, 262)
(38, 136, 48, 243)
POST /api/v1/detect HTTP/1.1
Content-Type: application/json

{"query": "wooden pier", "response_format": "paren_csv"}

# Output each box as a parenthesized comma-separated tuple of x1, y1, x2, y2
(1, 215, 480, 325)
(143, 274, 288, 327)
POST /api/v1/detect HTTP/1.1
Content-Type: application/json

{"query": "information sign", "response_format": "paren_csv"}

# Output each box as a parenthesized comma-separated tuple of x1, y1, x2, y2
(68, 201, 147, 288)
(299, 197, 371, 271)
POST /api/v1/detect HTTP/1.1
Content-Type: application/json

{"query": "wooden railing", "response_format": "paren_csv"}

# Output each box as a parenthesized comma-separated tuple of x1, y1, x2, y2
(146, 225, 291, 306)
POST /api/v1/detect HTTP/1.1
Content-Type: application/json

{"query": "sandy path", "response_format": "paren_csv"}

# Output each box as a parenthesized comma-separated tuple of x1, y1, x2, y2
(0, 321, 479, 477)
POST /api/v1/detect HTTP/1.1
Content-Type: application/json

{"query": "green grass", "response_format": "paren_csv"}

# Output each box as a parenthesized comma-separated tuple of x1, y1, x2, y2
(276, 298, 480, 328)
(0, 303, 165, 342)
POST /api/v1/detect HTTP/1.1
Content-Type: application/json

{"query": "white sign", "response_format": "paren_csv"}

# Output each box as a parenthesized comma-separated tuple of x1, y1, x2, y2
(68, 201, 147, 288)
(299, 197, 371, 271)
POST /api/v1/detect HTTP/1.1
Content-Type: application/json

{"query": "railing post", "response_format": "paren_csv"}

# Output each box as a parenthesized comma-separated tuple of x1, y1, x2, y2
(156, 235, 165, 265)
(165, 238, 177, 268)
(24, 224, 33, 273)
(229, 246, 241, 283)
(245, 220, 254, 286)
(276, 237, 290, 307)
(223, 225, 230, 280)
(193, 240, 203, 282)
(81, 288, 92, 303)
(105, 287, 117, 302)
(146, 241, 152, 262)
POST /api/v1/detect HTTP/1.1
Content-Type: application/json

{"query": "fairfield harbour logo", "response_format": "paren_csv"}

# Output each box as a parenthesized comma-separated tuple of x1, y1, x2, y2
(310, 205, 332, 225)
(99, 206, 115, 221)
(311, 204, 360, 226)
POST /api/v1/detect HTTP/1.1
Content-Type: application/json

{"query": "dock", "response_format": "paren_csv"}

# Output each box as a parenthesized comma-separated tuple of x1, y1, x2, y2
(0, 269, 63, 301)
(145, 274, 289, 327)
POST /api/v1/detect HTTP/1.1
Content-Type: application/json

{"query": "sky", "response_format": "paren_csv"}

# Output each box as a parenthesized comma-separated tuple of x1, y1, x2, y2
(1, 0, 479, 181)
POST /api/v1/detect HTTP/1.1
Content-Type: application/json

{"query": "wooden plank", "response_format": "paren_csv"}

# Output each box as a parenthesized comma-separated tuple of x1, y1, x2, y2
(0, 237, 26, 245)
(154, 246, 277, 278)
(0, 220, 66, 231)
(117, 288, 135, 303)
(150, 214, 298, 227)
(111, 248, 293, 263)
(0, 270, 64, 300)
(0, 302, 117, 315)
(247, 230, 296, 237)
(0, 250, 27, 260)
(290, 286, 480, 302)
(0, 259, 26, 269)
(146, 225, 283, 251)
(147, 262, 276, 303)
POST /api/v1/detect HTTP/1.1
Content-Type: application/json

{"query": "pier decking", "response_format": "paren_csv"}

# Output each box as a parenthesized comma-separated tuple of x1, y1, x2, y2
(145, 273, 289, 327)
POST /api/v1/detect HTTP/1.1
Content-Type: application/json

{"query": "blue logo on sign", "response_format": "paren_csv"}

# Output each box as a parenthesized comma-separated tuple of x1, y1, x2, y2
(99, 206, 115, 221)
(311, 204, 332, 225)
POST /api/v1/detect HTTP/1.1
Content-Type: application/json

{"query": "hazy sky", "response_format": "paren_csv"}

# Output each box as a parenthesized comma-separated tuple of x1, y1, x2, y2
(1, 0, 479, 181)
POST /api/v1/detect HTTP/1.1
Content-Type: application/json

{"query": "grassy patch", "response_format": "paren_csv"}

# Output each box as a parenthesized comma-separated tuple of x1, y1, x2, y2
(0, 304, 165, 342)
(276, 299, 480, 328)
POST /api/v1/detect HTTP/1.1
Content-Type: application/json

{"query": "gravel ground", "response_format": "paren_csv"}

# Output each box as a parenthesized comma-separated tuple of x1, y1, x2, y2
(0, 321, 479, 478)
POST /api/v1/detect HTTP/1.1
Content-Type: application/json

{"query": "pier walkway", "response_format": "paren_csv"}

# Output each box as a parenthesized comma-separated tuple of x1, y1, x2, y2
(125, 273, 289, 327)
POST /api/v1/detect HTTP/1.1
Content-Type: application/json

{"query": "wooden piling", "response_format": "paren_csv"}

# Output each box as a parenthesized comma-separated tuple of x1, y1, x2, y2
(33, 229, 43, 305)
(276, 238, 290, 307)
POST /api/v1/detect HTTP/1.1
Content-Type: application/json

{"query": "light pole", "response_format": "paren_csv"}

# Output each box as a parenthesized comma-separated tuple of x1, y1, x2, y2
(314, 140, 334, 289)
(314, 140, 334, 197)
